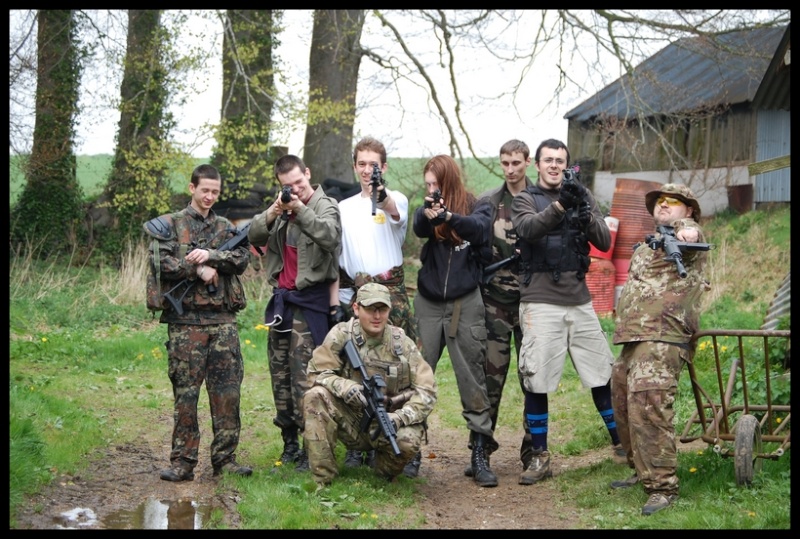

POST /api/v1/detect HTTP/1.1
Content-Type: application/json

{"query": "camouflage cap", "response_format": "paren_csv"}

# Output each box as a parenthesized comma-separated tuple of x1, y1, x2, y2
(645, 183, 702, 219)
(356, 282, 392, 307)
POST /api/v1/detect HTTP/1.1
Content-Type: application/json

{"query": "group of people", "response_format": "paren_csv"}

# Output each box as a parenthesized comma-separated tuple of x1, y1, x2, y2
(147, 135, 710, 517)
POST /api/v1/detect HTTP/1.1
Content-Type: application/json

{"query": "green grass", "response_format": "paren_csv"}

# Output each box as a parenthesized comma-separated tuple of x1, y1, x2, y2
(8, 203, 790, 529)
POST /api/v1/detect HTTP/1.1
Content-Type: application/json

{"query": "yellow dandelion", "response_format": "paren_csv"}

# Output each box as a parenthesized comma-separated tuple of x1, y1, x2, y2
(41, 337, 48, 343)
(748, 512, 756, 518)
(696, 450, 704, 456)
(245, 339, 251, 345)
(29, 386, 35, 391)
(136, 353, 144, 360)
(776, 417, 782, 424)
(689, 467, 697, 473)
(274, 461, 282, 467)
(720, 345, 728, 353)
(371, 514, 378, 519)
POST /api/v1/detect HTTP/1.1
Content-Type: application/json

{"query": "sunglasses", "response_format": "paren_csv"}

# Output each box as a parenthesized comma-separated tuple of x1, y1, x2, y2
(656, 196, 685, 207)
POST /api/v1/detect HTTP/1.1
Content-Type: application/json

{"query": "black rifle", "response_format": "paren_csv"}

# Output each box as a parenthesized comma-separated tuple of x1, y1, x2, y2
(644, 225, 714, 278)
(164, 223, 256, 315)
(280, 185, 292, 221)
(340, 340, 401, 456)
(481, 252, 520, 286)
(370, 163, 384, 216)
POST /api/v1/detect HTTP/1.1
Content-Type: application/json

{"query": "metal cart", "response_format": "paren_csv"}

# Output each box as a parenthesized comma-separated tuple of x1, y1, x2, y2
(679, 329, 791, 486)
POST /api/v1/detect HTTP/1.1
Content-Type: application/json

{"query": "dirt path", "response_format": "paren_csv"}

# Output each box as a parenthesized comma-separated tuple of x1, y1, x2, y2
(13, 407, 612, 530)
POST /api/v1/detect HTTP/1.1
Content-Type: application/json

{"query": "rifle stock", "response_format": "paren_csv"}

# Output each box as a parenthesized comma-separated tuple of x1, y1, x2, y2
(340, 340, 401, 455)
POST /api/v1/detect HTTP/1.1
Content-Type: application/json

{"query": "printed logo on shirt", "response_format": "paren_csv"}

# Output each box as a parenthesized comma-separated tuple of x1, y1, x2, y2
(373, 213, 387, 225)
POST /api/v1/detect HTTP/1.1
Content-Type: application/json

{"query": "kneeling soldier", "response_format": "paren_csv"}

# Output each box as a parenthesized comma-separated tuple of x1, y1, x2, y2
(304, 283, 437, 487)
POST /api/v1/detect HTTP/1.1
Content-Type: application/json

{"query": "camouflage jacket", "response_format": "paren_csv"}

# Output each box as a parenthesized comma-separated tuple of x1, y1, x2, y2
(477, 176, 533, 304)
(157, 205, 250, 325)
(307, 319, 437, 428)
(613, 218, 709, 345)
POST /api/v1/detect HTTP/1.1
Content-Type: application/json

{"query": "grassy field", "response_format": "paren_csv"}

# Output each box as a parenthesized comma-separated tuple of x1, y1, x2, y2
(9, 202, 790, 529)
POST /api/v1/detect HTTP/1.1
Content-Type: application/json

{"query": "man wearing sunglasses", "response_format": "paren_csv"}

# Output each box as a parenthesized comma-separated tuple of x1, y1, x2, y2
(609, 183, 710, 516)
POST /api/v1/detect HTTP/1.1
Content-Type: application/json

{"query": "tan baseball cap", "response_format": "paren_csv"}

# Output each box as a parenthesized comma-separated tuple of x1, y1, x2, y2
(645, 183, 702, 219)
(356, 282, 392, 307)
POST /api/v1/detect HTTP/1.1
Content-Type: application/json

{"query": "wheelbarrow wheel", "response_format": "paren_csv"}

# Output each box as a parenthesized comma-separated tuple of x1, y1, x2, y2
(734, 414, 763, 486)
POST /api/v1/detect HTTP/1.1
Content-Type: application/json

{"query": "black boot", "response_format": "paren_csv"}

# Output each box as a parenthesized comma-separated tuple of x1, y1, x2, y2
(471, 433, 498, 487)
(279, 426, 301, 464)
(403, 451, 422, 478)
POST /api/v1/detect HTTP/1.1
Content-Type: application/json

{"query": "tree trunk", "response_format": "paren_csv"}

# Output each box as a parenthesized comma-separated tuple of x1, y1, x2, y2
(212, 10, 278, 210)
(302, 10, 365, 185)
(98, 9, 170, 241)
(11, 9, 84, 255)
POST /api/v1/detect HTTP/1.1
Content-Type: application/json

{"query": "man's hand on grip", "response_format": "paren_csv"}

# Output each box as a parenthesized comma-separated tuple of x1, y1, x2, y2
(558, 180, 582, 210)
(343, 382, 367, 409)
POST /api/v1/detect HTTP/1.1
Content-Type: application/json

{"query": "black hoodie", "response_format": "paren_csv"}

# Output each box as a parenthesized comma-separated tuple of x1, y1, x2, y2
(413, 199, 492, 301)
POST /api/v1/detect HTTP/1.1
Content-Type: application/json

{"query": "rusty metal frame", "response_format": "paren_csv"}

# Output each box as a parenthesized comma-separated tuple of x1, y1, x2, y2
(679, 329, 791, 460)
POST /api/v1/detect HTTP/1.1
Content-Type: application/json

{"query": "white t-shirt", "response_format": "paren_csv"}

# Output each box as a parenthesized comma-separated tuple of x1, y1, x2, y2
(338, 189, 409, 304)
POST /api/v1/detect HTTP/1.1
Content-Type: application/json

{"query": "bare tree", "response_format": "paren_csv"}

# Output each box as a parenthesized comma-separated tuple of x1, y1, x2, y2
(302, 10, 365, 184)
(106, 10, 172, 223)
(212, 9, 280, 200)
(11, 10, 85, 255)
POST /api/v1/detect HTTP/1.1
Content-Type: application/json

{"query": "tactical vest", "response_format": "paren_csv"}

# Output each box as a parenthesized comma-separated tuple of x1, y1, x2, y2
(349, 319, 411, 397)
(518, 185, 590, 283)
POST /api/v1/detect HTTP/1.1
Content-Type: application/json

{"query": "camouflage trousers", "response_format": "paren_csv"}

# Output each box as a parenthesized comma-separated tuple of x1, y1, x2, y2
(267, 308, 316, 432)
(165, 323, 244, 470)
(483, 295, 523, 439)
(303, 385, 425, 485)
(611, 341, 689, 496)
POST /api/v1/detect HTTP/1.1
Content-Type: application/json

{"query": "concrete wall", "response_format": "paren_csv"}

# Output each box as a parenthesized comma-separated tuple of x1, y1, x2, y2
(592, 165, 752, 217)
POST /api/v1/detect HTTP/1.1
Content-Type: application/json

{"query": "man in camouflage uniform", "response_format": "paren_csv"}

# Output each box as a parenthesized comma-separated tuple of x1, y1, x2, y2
(336, 136, 420, 473)
(304, 283, 437, 488)
(461, 140, 533, 479)
(610, 183, 710, 515)
(147, 164, 252, 481)
(248, 155, 341, 472)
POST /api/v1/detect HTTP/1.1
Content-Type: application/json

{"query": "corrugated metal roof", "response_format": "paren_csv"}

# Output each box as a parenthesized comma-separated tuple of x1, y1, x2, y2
(565, 26, 787, 122)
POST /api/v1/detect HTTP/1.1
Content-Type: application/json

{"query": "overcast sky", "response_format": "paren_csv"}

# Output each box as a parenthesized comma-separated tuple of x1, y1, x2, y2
(18, 10, 630, 160)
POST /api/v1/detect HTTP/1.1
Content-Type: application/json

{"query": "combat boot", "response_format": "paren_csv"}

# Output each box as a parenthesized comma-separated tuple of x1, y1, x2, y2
(403, 451, 422, 478)
(160, 464, 194, 482)
(470, 433, 498, 487)
(294, 448, 310, 472)
(344, 449, 364, 468)
(279, 426, 301, 464)
(463, 455, 489, 477)
(213, 460, 253, 477)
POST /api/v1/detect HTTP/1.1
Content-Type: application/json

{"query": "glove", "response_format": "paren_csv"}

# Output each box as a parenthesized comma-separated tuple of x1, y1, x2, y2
(558, 180, 582, 210)
(388, 412, 402, 432)
(577, 202, 593, 229)
(429, 210, 447, 226)
(343, 382, 367, 409)
(376, 185, 388, 205)
(328, 304, 347, 328)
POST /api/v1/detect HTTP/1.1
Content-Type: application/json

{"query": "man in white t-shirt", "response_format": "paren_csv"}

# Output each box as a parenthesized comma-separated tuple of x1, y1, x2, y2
(337, 136, 420, 476)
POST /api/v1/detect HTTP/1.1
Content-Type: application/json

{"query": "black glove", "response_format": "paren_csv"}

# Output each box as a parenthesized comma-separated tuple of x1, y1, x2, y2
(558, 180, 583, 210)
(328, 304, 346, 328)
(577, 202, 593, 229)
(429, 210, 447, 226)
(376, 185, 388, 204)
